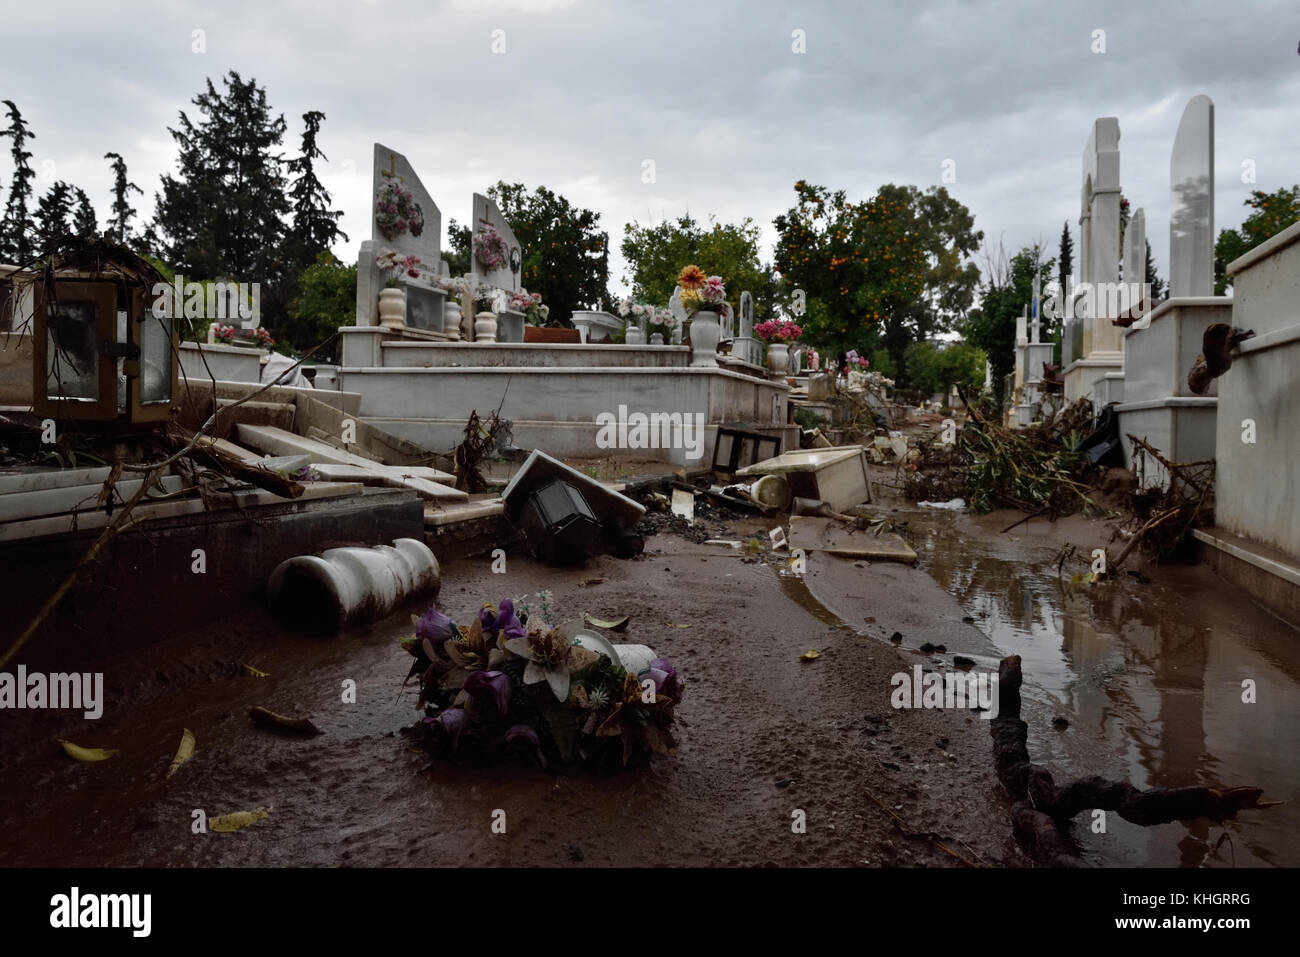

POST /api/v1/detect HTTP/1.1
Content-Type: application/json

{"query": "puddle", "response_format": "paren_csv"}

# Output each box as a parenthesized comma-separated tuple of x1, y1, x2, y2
(904, 507, 1300, 867)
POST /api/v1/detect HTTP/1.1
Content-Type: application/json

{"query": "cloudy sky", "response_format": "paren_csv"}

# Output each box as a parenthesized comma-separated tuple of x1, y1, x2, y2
(4, 0, 1298, 297)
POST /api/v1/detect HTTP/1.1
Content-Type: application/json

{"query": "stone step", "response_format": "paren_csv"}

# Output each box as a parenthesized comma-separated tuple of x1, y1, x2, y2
(309, 463, 467, 504)
(216, 397, 296, 431)
(0, 474, 186, 523)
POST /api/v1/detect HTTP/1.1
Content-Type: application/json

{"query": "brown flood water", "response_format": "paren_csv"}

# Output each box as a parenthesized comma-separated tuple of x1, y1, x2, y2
(907, 507, 1300, 868)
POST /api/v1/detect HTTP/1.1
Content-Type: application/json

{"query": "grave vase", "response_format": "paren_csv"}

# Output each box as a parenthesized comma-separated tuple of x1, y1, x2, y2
(378, 287, 406, 330)
(650, 333, 665, 345)
(474, 312, 498, 342)
(443, 300, 463, 340)
(766, 341, 789, 375)
(689, 310, 721, 367)
(625, 323, 645, 345)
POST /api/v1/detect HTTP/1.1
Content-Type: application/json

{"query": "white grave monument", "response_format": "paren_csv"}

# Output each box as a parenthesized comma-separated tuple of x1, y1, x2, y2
(727, 291, 764, 367)
(1114, 95, 1227, 487)
(1062, 117, 1125, 402)
(354, 143, 447, 333)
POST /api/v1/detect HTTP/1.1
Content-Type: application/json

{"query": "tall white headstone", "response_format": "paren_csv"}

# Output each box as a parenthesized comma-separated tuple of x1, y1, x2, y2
(739, 291, 754, 337)
(469, 193, 523, 293)
(1169, 95, 1215, 298)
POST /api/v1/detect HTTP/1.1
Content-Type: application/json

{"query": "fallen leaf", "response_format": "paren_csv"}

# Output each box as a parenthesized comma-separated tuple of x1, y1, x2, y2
(249, 706, 322, 736)
(584, 614, 630, 632)
(800, 649, 821, 662)
(58, 739, 119, 762)
(242, 664, 270, 678)
(166, 728, 195, 779)
(209, 807, 271, 832)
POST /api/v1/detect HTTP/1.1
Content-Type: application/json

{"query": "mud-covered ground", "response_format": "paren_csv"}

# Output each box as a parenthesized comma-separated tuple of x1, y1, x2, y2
(0, 522, 1027, 868)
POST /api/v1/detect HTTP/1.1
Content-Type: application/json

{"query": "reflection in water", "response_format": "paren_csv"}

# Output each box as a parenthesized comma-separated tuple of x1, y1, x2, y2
(910, 510, 1299, 867)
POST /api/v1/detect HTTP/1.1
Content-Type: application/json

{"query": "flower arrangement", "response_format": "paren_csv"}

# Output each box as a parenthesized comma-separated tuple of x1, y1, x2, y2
(376, 250, 422, 288)
(251, 326, 275, 348)
(754, 319, 803, 343)
(375, 181, 424, 241)
(212, 323, 237, 344)
(618, 299, 679, 339)
(841, 349, 870, 375)
(400, 596, 684, 768)
(472, 282, 500, 314)
(473, 225, 508, 271)
(435, 275, 471, 301)
(510, 289, 551, 325)
(676, 265, 726, 317)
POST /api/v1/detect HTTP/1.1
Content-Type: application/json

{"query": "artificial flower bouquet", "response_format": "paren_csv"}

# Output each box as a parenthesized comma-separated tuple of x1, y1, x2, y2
(676, 265, 727, 316)
(400, 597, 684, 769)
(510, 289, 552, 326)
(375, 181, 424, 241)
(754, 319, 802, 343)
(473, 224, 508, 271)
(376, 250, 422, 287)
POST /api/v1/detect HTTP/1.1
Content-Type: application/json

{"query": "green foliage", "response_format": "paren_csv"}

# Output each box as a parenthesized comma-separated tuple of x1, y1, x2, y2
(1144, 240, 1166, 301)
(773, 181, 981, 372)
(151, 71, 291, 295)
(903, 340, 986, 396)
(1215, 185, 1300, 293)
(285, 110, 347, 273)
(34, 181, 73, 249)
(621, 214, 776, 319)
(478, 182, 610, 326)
(285, 251, 356, 357)
(1057, 221, 1073, 297)
(869, 348, 896, 379)
(0, 99, 37, 263)
(104, 151, 142, 246)
(792, 406, 828, 431)
(963, 244, 1052, 406)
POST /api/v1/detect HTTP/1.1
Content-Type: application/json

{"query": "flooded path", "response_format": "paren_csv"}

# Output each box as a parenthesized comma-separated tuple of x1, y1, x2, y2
(906, 507, 1300, 867)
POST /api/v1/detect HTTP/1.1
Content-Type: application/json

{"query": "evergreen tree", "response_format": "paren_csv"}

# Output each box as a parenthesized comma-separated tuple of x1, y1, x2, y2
(72, 187, 98, 237)
(34, 180, 73, 250)
(1057, 220, 1073, 295)
(104, 152, 142, 244)
(151, 71, 289, 284)
(0, 100, 36, 263)
(285, 110, 347, 271)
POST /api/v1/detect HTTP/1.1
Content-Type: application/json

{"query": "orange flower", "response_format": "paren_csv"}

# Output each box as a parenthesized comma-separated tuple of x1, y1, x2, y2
(677, 265, 706, 290)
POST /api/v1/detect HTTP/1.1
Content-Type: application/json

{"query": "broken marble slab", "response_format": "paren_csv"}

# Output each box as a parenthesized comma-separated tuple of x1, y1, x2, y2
(788, 515, 917, 562)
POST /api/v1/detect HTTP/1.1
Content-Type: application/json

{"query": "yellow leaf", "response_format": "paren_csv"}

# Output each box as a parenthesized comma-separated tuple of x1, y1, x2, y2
(242, 663, 270, 678)
(209, 807, 271, 832)
(800, 649, 821, 662)
(166, 728, 195, 779)
(58, 739, 119, 762)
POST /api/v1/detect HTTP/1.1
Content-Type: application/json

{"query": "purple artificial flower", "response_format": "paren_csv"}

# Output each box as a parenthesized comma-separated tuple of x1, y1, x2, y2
(462, 669, 512, 721)
(427, 708, 469, 752)
(416, 606, 458, 658)
(479, 599, 526, 642)
(502, 723, 547, 769)
(647, 658, 685, 704)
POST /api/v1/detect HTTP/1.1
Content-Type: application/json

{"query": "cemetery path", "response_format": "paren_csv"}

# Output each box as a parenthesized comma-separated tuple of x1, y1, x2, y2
(0, 530, 1027, 868)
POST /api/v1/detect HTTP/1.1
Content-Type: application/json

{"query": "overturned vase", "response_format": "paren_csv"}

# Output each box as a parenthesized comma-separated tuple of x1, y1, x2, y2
(268, 537, 441, 632)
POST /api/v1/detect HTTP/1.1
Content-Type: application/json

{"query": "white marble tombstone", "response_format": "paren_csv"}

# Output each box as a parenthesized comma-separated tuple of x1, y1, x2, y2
(739, 291, 754, 337)
(669, 287, 688, 329)
(469, 193, 523, 294)
(355, 143, 443, 327)
(1123, 207, 1146, 316)
(1169, 95, 1215, 298)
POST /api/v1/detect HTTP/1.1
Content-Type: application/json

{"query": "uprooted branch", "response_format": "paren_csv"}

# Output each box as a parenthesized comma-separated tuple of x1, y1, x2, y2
(990, 655, 1274, 867)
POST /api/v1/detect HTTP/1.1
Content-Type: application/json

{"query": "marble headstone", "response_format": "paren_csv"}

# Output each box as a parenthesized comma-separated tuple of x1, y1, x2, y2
(1169, 95, 1215, 298)
(669, 287, 688, 328)
(739, 291, 754, 337)
(355, 143, 443, 327)
(470, 193, 523, 293)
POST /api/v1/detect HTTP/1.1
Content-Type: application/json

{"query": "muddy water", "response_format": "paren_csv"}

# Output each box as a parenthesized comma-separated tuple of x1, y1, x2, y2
(906, 507, 1300, 868)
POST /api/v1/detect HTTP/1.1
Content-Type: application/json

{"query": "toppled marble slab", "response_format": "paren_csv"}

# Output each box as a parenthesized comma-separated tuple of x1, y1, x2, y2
(788, 515, 917, 562)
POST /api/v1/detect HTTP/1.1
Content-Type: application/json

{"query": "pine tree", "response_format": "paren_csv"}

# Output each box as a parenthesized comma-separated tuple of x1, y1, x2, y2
(72, 187, 98, 237)
(103, 152, 142, 244)
(1144, 240, 1166, 302)
(34, 180, 73, 250)
(1057, 220, 1073, 296)
(285, 110, 347, 271)
(150, 71, 289, 283)
(0, 100, 36, 263)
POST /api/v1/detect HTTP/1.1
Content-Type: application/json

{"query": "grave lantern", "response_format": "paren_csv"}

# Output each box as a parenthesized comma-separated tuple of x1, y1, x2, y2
(32, 268, 178, 423)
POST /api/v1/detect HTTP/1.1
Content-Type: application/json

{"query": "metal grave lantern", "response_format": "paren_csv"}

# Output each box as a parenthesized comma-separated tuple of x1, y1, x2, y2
(32, 266, 178, 423)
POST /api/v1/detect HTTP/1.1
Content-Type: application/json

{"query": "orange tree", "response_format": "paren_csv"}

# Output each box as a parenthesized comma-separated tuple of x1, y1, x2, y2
(773, 181, 980, 376)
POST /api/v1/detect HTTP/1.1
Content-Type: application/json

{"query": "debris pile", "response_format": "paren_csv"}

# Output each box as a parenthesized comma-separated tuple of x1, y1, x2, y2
(1110, 435, 1215, 568)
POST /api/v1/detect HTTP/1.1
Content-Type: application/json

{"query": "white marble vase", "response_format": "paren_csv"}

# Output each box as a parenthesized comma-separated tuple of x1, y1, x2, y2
(688, 310, 721, 367)
(378, 287, 406, 329)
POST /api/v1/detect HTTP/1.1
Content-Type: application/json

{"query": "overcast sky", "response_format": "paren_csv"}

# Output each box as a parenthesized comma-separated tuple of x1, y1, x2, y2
(4, 0, 1298, 299)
